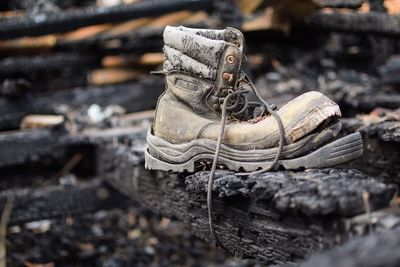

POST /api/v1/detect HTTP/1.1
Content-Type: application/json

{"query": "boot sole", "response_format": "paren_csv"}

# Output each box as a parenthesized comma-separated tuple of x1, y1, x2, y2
(145, 132, 363, 172)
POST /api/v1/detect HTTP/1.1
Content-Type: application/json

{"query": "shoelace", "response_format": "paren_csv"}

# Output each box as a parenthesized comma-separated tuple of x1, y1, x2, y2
(207, 71, 286, 246)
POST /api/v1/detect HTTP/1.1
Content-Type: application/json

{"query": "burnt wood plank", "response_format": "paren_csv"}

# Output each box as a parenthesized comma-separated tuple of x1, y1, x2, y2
(185, 170, 395, 217)
(0, 128, 65, 168)
(0, 0, 213, 39)
(0, 77, 164, 130)
(309, 12, 400, 36)
(342, 94, 400, 114)
(0, 123, 147, 168)
(0, 52, 100, 78)
(0, 179, 131, 225)
(313, 0, 364, 8)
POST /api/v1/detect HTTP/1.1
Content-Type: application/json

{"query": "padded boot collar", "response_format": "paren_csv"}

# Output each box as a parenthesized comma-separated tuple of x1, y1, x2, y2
(163, 26, 245, 100)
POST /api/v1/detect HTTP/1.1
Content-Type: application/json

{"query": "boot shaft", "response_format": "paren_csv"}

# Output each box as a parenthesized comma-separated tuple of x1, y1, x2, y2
(163, 26, 245, 110)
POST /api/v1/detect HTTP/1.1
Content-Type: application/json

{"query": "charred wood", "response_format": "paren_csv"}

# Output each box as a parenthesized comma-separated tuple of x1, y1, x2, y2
(378, 56, 400, 85)
(0, 178, 132, 225)
(313, 0, 364, 9)
(341, 93, 400, 115)
(0, 128, 65, 168)
(368, 0, 386, 12)
(0, 53, 100, 78)
(0, 77, 89, 97)
(17, 0, 61, 16)
(341, 118, 400, 183)
(309, 12, 400, 36)
(212, 0, 242, 28)
(97, 137, 397, 264)
(259, 68, 400, 116)
(185, 170, 395, 218)
(0, 0, 213, 39)
(297, 225, 400, 267)
(32, 77, 163, 113)
(0, 77, 164, 130)
(0, 118, 397, 264)
(367, 0, 395, 66)
(0, 121, 148, 168)
(368, 36, 395, 66)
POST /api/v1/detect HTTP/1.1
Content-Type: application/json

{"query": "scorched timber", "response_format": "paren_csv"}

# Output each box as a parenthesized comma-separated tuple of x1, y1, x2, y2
(0, 124, 148, 168)
(298, 225, 400, 267)
(343, 94, 400, 114)
(309, 12, 400, 36)
(0, 128, 64, 168)
(0, 52, 100, 78)
(0, 77, 164, 130)
(313, 0, 364, 8)
(342, 118, 400, 183)
(97, 138, 397, 264)
(0, 179, 132, 225)
(0, 0, 213, 39)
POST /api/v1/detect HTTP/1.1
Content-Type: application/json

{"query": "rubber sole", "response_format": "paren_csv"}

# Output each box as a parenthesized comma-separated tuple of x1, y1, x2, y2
(145, 132, 363, 173)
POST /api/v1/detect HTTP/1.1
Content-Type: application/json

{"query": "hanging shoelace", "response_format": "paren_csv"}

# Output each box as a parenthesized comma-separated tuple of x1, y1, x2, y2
(207, 71, 286, 246)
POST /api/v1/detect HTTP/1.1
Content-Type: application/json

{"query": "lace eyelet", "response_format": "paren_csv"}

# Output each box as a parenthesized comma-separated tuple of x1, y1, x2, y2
(226, 55, 235, 64)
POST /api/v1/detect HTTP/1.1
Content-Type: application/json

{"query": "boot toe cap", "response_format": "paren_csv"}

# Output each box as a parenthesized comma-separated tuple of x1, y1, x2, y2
(282, 91, 341, 143)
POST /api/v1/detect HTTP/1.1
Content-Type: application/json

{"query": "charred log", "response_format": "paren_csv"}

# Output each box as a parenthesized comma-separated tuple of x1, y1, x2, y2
(0, 128, 65, 168)
(313, 0, 364, 9)
(0, 0, 213, 39)
(309, 12, 400, 37)
(97, 137, 397, 264)
(0, 178, 132, 225)
(0, 121, 148, 168)
(0, 53, 100, 78)
(341, 93, 400, 115)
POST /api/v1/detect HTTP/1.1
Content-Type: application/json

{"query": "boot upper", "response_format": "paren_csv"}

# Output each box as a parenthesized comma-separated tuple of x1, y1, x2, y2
(154, 26, 342, 150)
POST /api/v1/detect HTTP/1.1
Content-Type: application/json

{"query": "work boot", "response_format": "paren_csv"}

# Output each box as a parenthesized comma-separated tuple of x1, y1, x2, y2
(145, 25, 363, 173)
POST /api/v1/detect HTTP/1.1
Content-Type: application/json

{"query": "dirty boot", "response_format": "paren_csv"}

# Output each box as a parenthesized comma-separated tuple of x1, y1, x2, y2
(145, 25, 364, 245)
(145, 25, 363, 173)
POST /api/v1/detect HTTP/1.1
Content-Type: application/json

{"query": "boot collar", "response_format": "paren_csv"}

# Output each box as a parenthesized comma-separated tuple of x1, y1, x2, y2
(162, 26, 245, 102)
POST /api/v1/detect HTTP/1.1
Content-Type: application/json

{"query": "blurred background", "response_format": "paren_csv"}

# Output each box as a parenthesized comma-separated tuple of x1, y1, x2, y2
(0, 0, 399, 266)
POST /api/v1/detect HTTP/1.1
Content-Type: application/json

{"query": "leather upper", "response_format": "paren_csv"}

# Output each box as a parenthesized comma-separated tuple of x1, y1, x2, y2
(153, 26, 342, 150)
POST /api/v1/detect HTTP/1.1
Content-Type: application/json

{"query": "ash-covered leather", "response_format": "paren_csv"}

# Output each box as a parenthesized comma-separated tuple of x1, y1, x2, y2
(165, 72, 219, 119)
(163, 25, 228, 79)
(175, 26, 226, 40)
(164, 46, 217, 79)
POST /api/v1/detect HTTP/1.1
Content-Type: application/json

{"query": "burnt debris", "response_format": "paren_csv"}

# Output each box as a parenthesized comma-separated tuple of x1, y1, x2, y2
(0, 0, 400, 266)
